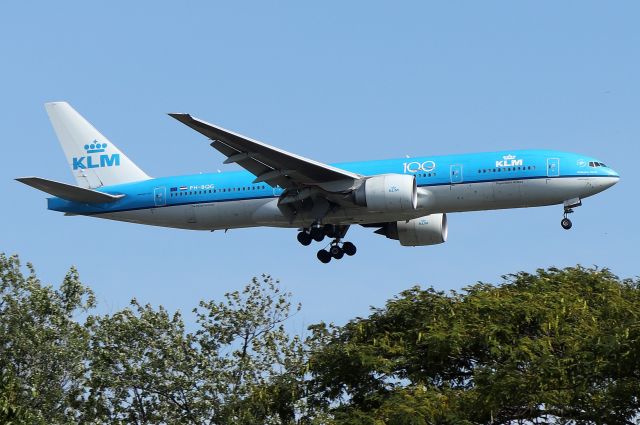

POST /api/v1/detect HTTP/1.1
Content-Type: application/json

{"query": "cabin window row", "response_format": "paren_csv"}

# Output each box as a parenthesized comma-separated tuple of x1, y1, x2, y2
(169, 185, 267, 197)
(477, 166, 536, 173)
(417, 173, 436, 177)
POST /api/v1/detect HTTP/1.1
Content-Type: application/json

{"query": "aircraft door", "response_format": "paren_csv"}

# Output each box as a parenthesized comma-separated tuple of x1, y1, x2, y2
(153, 187, 166, 206)
(450, 164, 463, 184)
(547, 158, 560, 177)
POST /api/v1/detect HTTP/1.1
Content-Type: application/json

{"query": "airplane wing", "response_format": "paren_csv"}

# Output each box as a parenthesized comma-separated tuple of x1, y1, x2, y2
(168, 113, 361, 191)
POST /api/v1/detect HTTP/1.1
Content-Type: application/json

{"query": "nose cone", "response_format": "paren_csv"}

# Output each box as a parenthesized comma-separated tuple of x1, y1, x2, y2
(602, 176, 619, 189)
(600, 168, 620, 190)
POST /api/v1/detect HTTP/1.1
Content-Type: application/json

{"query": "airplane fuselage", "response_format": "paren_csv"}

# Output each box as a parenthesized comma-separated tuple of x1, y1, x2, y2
(48, 149, 619, 230)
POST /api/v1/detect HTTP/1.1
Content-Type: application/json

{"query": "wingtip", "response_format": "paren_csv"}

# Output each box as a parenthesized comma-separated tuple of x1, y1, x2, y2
(168, 112, 192, 120)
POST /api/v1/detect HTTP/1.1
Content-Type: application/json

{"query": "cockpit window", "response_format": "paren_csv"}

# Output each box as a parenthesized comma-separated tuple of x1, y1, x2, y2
(589, 161, 606, 168)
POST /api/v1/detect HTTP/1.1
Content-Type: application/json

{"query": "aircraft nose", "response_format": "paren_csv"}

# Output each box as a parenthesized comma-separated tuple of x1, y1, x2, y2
(600, 172, 620, 190)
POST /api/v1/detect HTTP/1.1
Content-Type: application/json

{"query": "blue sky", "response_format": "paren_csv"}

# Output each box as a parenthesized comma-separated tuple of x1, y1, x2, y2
(1, 2, 638, 329)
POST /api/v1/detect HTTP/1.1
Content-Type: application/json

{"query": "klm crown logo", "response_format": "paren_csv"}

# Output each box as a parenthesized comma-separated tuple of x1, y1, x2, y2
(85, 141, 108, 153)
(496, 153, 523, 167)
(72, 140, 120, 170)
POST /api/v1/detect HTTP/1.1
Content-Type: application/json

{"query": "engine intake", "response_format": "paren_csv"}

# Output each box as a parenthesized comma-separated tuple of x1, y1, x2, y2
(375, 213, 448, 246)
(354, 174, 417, 212)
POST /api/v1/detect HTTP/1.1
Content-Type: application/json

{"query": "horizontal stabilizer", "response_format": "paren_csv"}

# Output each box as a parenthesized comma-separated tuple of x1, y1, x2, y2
(16, 177, 124, 203)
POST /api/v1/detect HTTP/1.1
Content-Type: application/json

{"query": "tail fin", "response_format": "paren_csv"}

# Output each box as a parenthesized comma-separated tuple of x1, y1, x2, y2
(45, 102, 150, 188)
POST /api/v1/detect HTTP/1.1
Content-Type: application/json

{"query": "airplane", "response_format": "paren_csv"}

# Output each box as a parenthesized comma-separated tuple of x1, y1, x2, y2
(17, 102, 620, 263)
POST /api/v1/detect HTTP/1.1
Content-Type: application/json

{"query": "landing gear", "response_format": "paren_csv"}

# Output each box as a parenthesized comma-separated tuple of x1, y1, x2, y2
(561, 198, 580, 230)
(298, 224, 357, 263)
(297, 231, 312, 246)
(309, 226, 324, 242)
(329, 244, 344, 259)
(316, 239, 357, 263)
(317, 249, 332, 264)
(342, 241, 357, 256)
(323, 224, 338, 238)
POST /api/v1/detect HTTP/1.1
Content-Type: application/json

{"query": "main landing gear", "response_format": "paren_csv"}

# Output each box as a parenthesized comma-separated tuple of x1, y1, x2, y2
(297, 224, 357, 263)
(561, 198, 582, 230)
(317, 241, 357, 264)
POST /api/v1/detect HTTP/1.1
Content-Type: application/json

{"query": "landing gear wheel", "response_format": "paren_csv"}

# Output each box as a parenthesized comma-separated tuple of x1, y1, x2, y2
(342, 242, 357, 256)
(317, 249, 332, 263)
(329, 245, 344, 259)
(561, 217, 572, 230)
(297, 231, 312, 246)
(310, 227, 324, 242)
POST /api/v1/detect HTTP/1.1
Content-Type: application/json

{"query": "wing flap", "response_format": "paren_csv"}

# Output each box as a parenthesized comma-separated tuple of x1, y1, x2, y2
(16, 177, 124, 203)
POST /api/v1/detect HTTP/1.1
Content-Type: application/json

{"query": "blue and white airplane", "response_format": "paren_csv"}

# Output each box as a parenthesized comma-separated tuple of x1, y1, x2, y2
(18, 102, 620, 263)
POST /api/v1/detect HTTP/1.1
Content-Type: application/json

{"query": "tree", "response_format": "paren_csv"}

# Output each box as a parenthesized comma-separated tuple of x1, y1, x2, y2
(308, 266, 640, 424)
(0, 253, 95, 424)
(85, 274, 308, 424)
(4, 253, 640, 424)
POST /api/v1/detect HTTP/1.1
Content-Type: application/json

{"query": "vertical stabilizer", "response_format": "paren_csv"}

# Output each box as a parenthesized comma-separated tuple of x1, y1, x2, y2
(45, 102, 150, 188)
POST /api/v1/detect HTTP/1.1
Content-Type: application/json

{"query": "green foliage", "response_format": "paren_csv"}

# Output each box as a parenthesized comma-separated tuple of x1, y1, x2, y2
(0, 253, 94, 424)
(2, 253, 640, 424)
(85, 275, 307, 424)
(308, 266, 640, 424)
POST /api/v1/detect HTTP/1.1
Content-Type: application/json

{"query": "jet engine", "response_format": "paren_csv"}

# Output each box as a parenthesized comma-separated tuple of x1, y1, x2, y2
(353, 174, 417, 212)
(375, 213, 448, 246)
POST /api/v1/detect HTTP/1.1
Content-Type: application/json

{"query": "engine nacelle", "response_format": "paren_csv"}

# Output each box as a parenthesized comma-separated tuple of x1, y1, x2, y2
(375, 213, 448, 246)
(353, 174, 417, 212)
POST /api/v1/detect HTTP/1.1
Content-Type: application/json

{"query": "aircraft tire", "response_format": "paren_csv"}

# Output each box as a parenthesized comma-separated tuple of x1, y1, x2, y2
(317, 249, 332, 263)
(342, 242, 357, 256)
(310, 227, 324, 242)
(297, 231, 312, 246)
(561, 218, 572, 230)
(329, 245, 344, 259)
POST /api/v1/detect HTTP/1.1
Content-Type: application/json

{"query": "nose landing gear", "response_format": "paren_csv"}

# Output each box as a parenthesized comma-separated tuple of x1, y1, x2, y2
(561, 215, 573, 230)
(561, 198, 581, 230)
